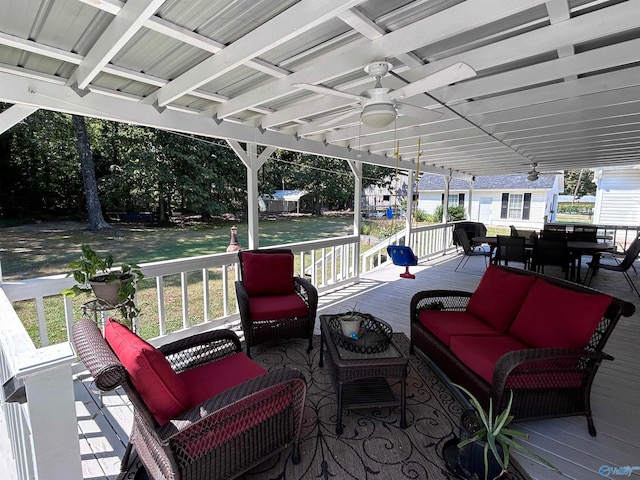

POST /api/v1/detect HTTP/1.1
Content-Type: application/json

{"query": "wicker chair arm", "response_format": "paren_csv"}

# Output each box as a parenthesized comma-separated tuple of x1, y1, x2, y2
(294, 276, 318, 309)
(155, 368, 306, 443)
(410, 290, 473, 321)
(492, 348, 613, 400)
(158, 329, 242, 374)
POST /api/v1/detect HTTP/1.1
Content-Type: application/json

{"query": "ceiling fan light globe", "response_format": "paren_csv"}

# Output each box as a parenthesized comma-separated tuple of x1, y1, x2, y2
(361, 103, 396, 128)
(527, 172, 539, 181)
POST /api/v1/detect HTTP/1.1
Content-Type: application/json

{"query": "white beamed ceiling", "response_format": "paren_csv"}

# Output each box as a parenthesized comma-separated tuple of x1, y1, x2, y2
(2, 0, 640, 179)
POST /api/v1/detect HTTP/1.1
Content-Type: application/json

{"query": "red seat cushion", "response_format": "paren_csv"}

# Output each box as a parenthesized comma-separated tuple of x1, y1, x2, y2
(509, 279, 612, 349)
(419, 310, 498, 346)
(248, 294, 308, 321)
(178, 353, 291, 457)
(450, 334, 529, 384)
(242, 251, 295, 296)
(104, 319, 193, 425)
(179, 352, 268, 404)
(466, 265, 536, 332)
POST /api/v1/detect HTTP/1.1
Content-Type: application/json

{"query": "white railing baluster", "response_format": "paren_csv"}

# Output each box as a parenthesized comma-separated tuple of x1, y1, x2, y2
(157, 276, 166, 335)
(35, 297, 48, 347)
(181, 272, 189, 329)
(204, 268, 212, 321)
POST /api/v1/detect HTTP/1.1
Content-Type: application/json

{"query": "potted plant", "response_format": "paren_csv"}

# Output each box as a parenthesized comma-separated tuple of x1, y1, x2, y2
(443, 384, 560, 480)
(62, 244, 144, 324)
(338, 309, 366, 338)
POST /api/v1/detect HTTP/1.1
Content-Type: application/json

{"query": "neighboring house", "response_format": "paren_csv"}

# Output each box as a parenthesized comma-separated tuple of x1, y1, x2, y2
(592, 166, 640, 226)
(260, 190, 309, 213)
(417, 173, 563, 229)
(361, 174, 409, 215)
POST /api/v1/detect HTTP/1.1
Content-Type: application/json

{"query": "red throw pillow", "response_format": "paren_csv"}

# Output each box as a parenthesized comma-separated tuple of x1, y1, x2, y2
(242, 251, 295, 296)
(466, 265, 536, 332)
(104, 319, 193, 425)
(509, 279, 612, 349)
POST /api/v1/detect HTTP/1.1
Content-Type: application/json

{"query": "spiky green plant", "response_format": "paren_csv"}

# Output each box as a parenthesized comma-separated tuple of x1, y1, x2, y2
(455, 384, 560, 480)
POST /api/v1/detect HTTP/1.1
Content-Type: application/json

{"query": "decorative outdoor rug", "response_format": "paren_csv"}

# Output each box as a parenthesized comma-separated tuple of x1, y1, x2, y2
(122, 334, 530, 480)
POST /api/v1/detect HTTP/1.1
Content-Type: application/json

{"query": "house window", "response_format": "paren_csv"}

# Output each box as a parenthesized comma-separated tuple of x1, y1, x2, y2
(501, 193, 531, 220)
(441, 193, 465, 207)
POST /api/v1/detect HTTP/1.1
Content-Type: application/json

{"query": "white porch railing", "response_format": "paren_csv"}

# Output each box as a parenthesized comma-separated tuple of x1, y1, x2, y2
(0, 235, 359, 479)
(361, 222, 457, 273)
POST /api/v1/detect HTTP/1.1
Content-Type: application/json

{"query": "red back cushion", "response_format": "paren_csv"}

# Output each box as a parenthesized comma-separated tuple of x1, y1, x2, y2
(509, 279, 612, 349)
(466, 265, 536, 332)
(241, 251, 295, 296)
(104, 319, 193, 425)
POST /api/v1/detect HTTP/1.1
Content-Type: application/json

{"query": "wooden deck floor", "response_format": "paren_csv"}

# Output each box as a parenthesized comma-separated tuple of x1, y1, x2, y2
(14, 251, 640, 479)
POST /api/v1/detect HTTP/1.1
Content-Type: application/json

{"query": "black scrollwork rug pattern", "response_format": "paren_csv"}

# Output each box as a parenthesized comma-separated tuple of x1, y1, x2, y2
(240, 334, 530, 480)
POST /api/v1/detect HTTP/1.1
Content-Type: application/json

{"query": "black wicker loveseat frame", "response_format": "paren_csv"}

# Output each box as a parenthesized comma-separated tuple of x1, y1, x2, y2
(410, 266, 635, 436)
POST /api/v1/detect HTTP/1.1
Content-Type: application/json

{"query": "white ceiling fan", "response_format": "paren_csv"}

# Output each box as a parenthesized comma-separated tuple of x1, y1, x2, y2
(293, 61, 476, 129)
(526, 162, 563, 181)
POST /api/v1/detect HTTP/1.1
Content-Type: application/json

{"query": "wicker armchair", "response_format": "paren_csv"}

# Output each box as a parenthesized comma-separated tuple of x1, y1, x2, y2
(410, 267, 635, 436)
(72, 318, 306, 480)
(236, 249, 318, 358)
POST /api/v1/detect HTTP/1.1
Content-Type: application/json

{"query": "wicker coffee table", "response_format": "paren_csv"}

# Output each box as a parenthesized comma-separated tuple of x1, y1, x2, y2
(319, 314, 409, 435)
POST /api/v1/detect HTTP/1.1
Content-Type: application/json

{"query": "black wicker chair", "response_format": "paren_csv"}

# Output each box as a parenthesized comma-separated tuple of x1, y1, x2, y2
(236, 248, 318, 358)
(72, 318, 306, 480)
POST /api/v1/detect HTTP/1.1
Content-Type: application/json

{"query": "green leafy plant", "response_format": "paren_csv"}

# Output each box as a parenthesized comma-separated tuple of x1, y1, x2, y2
(62, 244, 144, 324)
(455, 384, 560, 480)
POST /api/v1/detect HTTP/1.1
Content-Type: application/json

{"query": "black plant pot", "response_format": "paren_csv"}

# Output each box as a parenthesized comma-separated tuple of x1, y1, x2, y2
(443, 410, 505, 480)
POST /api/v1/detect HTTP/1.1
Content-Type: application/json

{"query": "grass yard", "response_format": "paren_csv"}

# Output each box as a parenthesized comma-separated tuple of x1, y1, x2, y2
(0, 215, 366, 345)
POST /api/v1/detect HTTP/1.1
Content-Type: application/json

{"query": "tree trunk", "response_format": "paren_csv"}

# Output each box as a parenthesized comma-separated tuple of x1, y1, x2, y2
(72, 115, 111, 230)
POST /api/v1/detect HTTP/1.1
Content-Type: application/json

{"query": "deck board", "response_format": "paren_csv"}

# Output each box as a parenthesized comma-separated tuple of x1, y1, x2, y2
(70, 251, 640, 479)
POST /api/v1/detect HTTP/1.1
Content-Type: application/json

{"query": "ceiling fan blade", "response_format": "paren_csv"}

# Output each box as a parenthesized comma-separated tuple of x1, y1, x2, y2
(395, 103, 443, 123)
(317, 110, 361, 128)
(389, 62, 477, 100)
(293, 83, 363, 101)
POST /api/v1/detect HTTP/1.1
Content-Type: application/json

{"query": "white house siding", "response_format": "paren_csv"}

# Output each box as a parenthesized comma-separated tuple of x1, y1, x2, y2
(418, 190, 553, 229)
(593, 168, 640, 226)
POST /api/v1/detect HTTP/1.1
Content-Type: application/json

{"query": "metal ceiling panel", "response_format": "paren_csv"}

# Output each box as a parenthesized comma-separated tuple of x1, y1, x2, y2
(1, 0, 640, 180)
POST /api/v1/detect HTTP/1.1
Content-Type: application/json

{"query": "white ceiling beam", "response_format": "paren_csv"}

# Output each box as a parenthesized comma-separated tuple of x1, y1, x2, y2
(438, 38, 640, 104)
(0, 104, 39, 134)
(149, 0, 366, 108)
(69, 0, 167, 90)
(214, 0, 546, 119)
(0, 70, 471, 180)
(77, 0, 290, 79)
(272, 0, 639, 137)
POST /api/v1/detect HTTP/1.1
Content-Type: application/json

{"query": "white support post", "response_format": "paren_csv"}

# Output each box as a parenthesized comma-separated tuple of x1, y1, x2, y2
(405, 170, 414, 248)
(347, 160, 362, 279)
(17, 343, 82, 480)
(227, 141, 274, 250)
(443, 172, 451, 224)
(468, 179, 474, 221)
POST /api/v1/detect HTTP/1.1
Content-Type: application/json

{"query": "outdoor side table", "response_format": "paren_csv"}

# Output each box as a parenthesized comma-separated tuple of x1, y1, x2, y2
(319, 315, 409, 435)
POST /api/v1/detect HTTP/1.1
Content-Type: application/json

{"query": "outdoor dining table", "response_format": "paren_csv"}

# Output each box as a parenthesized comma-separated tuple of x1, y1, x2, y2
(472, 236, 613, 283)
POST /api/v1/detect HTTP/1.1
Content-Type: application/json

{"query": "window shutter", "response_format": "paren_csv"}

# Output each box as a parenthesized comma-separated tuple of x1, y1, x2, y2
(459, 193, 465, 206)
(501, 193, 509, 219)
(523, 193, 532, 220)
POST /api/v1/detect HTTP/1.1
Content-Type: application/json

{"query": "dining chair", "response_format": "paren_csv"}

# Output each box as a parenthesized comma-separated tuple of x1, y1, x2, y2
(570, 225, 598, 243)
(533, 237, 570, 279)
(539, 229, 567, 242)
(495, 235, 531, 269)
(543, 224, 567, 232)
(453, 229, 492, 272)
(585, 234, 640, 297)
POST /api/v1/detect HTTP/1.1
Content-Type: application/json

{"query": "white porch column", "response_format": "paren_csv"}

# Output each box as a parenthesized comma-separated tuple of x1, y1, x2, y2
(443, 172, 451, 223)
(227, 141, 275, 250)
(347, 160, 362, 279)
(405, 170, 414, 247)
(467, 179, 474, 220)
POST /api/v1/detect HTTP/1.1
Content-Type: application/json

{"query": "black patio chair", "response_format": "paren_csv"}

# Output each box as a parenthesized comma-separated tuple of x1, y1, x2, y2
(494, 235, 531, 269)
(533, 237, 570, 279)
(453, 229, 491, 272)
(585, 234, 640, 297)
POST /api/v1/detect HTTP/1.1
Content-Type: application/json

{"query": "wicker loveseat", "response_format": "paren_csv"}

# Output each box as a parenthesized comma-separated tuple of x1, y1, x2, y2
(410, 265, 635, 436)
(72, 318, 307, 480)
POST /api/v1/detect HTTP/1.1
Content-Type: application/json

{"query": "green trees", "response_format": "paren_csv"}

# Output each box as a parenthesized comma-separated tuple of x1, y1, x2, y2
(0, 110, 392, 222)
